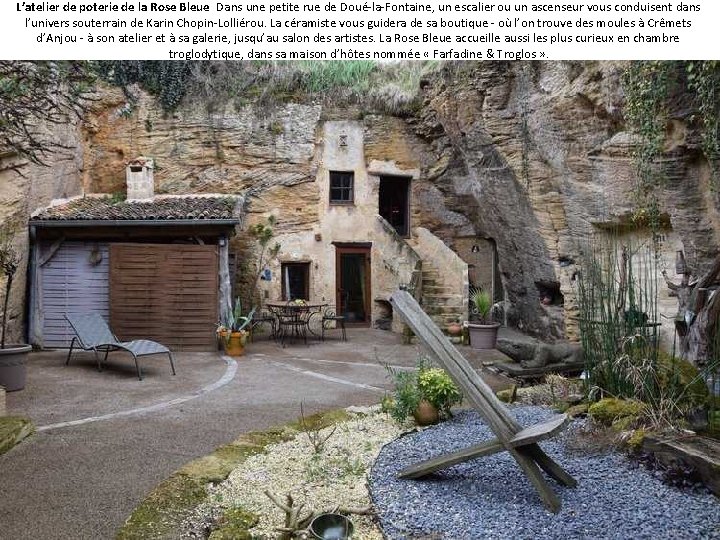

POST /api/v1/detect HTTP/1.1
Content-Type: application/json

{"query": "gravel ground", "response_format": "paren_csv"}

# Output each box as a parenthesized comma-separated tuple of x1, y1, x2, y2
(370, 407, 720, 540)
(186, 409, 402, 538)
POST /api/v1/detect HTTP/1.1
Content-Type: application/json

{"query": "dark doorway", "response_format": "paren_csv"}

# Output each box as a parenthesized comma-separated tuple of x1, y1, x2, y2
(335, 245, 371, 325)
(281, 262, 310, 300)
(379, 176, 410, 237)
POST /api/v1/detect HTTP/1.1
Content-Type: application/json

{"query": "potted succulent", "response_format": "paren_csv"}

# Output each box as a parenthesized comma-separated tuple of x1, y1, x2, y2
(0, 230, 31, 391)
(467, 287, 500, 350)
(217, 298, 255, 357)
(383, 358, 462, 426)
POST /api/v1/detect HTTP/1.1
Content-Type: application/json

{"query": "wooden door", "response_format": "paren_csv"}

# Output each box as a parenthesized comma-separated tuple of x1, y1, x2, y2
(335, 245, 371, 326)
(39, 241, 110, 348)
(110, 244, 218, 351)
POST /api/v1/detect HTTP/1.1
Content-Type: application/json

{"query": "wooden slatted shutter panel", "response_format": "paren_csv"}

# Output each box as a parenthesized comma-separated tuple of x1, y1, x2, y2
(40, 242, 110, 348)
(109, 244, 218, 351)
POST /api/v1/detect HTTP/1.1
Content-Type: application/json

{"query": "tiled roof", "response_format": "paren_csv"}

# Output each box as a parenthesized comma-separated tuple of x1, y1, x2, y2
(32, 196, 240, 222)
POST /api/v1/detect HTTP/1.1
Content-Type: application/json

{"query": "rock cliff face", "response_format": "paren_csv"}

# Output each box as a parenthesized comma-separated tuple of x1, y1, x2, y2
(3, 61, 719, 343)
(0, 120, 84, 343)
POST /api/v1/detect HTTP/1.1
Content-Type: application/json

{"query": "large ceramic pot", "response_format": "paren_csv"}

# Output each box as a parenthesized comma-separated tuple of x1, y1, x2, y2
(0, 344, 31, 392)
(467, 322, 501, 350)
(413, 399, 439, 426)
(224, 332, 246, 357)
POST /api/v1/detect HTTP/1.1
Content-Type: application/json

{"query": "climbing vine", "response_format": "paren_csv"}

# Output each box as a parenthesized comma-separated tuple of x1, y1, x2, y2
(623, 61, 720, 227)
(621, 61, 673, 229)
(94, 60, 193, 113)
(686, 61, 720, 170)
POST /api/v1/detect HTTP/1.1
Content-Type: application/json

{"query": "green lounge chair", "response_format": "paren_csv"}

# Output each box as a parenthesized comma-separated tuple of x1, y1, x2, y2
(64, 313, 176, 381)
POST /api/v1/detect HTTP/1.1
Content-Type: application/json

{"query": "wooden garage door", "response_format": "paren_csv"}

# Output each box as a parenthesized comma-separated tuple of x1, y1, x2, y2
(109, 244, 218, 351)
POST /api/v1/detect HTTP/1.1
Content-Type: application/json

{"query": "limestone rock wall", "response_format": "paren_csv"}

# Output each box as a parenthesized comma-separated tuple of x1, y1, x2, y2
(4, 63, 720, 344)
(0, 119, 84, 343)
(415, 61, 720, 342)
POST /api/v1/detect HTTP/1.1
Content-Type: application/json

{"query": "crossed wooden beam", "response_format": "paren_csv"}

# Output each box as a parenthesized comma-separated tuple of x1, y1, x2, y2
(390, 290, 577, 513)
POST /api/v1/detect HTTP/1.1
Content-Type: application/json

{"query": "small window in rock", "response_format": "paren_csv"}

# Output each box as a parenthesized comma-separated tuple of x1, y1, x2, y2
(329, 171, 354, 204)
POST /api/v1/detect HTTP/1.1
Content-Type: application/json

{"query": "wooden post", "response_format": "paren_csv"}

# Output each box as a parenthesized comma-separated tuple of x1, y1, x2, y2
(219, 236, 232, 325)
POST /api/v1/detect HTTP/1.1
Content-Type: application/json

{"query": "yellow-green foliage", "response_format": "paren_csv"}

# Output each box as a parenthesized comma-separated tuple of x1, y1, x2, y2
(496, 388, 516, 403)
(627, 428, 647, 450)
(0, 416, 34, 455)
(417, 368, 462, 415)
(208, 508, 259, 540)
(565, 403, 589, 418)
(656, 352, 708, 410)
(588, 398, 645, 427)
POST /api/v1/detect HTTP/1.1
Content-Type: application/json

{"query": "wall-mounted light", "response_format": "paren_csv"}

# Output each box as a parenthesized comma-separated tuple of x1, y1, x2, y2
(314, 233, 322, 242)
(339, 134, 348, 147)
(471, 245, 480, 253)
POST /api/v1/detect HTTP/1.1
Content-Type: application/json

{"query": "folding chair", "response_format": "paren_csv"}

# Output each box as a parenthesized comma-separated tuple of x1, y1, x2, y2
(390, 290, 577, 513)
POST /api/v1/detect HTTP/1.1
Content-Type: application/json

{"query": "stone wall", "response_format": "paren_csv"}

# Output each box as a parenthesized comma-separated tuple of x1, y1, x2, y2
(415, 61, 720, 342)
(0, 119, 84, 343)
(4, 63, 720, 344)
(255, 120, 424, 327)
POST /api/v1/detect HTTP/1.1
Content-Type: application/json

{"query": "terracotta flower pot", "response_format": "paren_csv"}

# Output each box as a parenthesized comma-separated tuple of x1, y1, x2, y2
(467, 322, 501, 350)
(447, 322, 463, 336)
(224, 332, 246, 357)
(413, 399, 439, 426)
(0, 344, 31, 392)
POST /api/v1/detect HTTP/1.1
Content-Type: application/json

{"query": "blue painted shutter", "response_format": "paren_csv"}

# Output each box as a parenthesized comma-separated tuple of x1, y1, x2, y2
(40, 242, 110, 348)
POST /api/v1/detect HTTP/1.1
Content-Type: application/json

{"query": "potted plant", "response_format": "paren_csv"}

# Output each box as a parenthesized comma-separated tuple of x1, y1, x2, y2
(446, 317, 463, 337)
(217, 298, 255, 357)
(467, 287, 501, 350)
(0, 230, 31, 391)
(383, 359, 462, 426)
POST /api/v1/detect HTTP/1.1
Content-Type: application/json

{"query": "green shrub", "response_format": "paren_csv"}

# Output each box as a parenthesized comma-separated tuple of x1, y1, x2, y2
(656, 351, 709, 410)
(418, 368, 462, 417)
(384, 358, 462, 423)
(588, 398, 645, 427)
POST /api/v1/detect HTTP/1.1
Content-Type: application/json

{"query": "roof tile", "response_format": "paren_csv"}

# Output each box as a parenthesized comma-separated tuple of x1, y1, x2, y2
(33, 196, 240, 221)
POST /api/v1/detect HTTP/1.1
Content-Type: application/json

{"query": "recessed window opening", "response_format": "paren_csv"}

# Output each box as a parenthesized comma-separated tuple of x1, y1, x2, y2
(330, 171, 354, 204)
(379, 175, 411, 237)
(281, 262, 310, 300)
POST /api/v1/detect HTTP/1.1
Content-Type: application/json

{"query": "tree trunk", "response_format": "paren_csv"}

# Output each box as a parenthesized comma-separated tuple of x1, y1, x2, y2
(667, 253, 720, 365)
(1, 275, 12, 349)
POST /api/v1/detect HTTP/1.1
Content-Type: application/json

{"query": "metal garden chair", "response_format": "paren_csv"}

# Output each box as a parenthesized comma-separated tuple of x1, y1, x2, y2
(64, 313, 176, 381)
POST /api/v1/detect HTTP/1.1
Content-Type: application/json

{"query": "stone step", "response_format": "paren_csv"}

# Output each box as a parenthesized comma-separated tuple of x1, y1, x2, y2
(423, 297, 465, 309)
(424, 305, 466, 316)
(422, 285, 454, 294)
(423, 293, 464, 301)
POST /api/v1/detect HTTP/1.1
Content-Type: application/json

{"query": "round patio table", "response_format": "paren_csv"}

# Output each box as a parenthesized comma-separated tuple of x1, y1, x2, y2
(266, 301, 327, 345)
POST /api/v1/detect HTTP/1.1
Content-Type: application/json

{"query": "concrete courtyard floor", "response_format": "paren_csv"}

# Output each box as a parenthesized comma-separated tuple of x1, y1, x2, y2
(0, 328, 513, 539)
